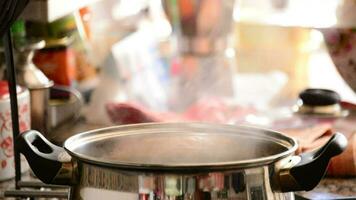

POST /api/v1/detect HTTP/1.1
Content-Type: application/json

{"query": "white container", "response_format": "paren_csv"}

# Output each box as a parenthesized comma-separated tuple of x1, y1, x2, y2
(0, 81, 30, 181)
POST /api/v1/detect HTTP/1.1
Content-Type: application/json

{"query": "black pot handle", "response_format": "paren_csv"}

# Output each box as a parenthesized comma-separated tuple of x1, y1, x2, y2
(276, 133, 347, 192)
(17, 130, 76, 185)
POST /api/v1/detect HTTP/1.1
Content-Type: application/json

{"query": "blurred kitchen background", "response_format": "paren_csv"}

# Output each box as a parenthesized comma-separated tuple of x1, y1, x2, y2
(0, 1, 355, 198)
(2, 0, 356, 137)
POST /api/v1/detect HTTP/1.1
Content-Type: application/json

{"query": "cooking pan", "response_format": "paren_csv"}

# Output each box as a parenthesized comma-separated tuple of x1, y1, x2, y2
(17, 122, 347, 200)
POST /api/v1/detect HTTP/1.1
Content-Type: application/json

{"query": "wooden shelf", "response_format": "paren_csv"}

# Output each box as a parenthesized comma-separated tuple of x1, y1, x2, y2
(20, 0, 100, 22)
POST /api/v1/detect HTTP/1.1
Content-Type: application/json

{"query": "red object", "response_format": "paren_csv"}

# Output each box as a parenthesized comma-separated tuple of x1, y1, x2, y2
(0, 81, 23, 99)
(340, 101, 356, 111)
(0, 136, 13, 158)
(1, 160, 6, 169)
(79, 7, 92, 40)
(105, 98, 256, 125)
(0, 81, 9, 98)
(33, 47, 76, 86)
(327, 132, 356, 177)
(106, 103, 161, 125)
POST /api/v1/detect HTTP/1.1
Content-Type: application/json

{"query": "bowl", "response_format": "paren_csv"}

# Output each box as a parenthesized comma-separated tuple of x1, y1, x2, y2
(318, 0, 356, 92)
(320, 28, 356, 92)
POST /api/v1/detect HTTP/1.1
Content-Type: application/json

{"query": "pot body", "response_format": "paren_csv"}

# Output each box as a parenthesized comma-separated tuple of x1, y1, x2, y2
(70, 161, 294, 200)
(18, 123, 347, 199)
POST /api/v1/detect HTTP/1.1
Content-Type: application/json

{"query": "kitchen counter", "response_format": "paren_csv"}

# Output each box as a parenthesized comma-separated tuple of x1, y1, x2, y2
(314, 177, 356, 196)
(296, 177, 356, 199)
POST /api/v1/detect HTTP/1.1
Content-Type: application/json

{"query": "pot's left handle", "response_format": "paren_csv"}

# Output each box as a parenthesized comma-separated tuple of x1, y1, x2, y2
(275, 132, 347, 192)
(17, 130, 76, 185)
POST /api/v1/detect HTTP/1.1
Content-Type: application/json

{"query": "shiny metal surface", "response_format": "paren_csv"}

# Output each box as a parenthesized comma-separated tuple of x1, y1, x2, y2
(64, 123, 297, 170)
(15, 39, 54, 134)
(70, 162, 294, 200)
(15, 40, 83, 135)
(15, 40, 53, 89)
(29, 88, 51, 133)
(48, 85, 84, 129)
(19, 123, 347, 199)
(4, 190, 69, 199)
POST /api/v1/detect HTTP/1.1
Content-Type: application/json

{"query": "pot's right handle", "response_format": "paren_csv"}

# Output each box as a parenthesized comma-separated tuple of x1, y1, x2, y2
(17, 130, 76, 185)
(275, 132, 347, 192)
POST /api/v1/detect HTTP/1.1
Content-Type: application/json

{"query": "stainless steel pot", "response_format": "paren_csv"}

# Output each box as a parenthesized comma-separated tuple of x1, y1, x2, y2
(17, 122, 347, 200)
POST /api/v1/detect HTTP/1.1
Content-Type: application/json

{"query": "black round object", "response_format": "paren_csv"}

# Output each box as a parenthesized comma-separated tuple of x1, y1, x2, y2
(299, 88, 341, 106)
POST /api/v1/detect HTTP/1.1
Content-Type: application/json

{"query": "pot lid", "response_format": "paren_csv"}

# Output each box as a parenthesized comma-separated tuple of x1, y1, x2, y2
(64, 122, 297, 171)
